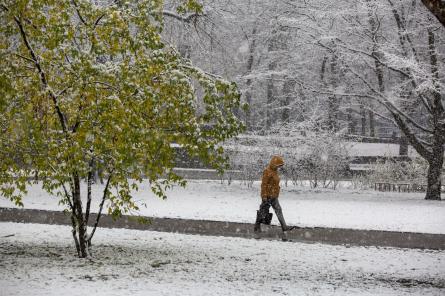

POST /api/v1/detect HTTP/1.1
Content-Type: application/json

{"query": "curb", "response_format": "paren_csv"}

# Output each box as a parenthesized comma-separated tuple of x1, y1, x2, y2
(1, 207, 444, 250)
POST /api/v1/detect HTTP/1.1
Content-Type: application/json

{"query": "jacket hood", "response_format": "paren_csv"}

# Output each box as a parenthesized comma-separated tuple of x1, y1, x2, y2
(268, 155, 284, 170)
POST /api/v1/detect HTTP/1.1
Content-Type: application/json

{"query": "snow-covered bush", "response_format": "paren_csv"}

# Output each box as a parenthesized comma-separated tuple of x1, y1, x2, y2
(350, 175, 365, 190)
(369, 157, 429, 185)
(225, 124, 350, 189)
(282, 132, 349, 189)
(225, 141, 270, 187)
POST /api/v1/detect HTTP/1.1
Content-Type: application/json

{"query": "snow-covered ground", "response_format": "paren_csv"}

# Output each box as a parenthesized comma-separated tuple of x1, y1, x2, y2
(1, 180, 444, 234)
(1, 222, 444, 296)
(227, 137, 419, 157)
(345, 142, 418, 157)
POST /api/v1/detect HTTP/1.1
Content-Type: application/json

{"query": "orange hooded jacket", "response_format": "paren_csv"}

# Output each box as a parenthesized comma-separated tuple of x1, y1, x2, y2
(260, 155, 284, 200)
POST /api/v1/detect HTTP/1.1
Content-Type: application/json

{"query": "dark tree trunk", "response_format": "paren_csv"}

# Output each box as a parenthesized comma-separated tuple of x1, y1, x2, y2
(328, 53, 340, 132)
(244, 28, 257, 131)
(360, 105, 367, 136)
(70, 214, 81, 256)
(421, 0, 445, 27)
(282, 78, 295, 123)
(320, 54, 340, 132)
(399, 136, 408, 156)
(245, 82, 253, 130)
(327, 96, 339, 131)
(72, 173, 88, 257)
(425, 29, 444, 200)
(368, 1, 382, 138)
(347, 107, 356, 134)
(426, 143, 443, 200)
(266, 29, 278, 130)
(368, 111, 375, 137)
(266, 73, 274, 129)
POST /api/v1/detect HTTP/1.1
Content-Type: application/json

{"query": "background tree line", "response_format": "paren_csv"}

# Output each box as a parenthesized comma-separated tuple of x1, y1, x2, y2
(163, 0, 445, 200)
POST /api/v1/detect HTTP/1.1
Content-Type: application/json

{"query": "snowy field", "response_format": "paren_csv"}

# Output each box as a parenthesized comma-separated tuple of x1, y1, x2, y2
(1, 180, 445, 234)
(1, 222, 444, 296)
(345, 142, 418, 157)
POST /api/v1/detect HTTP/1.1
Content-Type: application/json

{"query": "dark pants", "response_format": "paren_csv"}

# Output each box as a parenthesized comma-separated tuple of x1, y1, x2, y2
(254, 198, 288, 231)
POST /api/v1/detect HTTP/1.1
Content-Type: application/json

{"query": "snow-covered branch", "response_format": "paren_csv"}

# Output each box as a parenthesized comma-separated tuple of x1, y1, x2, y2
(162, 10, 203, 23)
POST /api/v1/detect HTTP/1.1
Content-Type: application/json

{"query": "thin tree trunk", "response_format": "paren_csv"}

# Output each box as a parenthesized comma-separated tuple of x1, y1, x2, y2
(360, 104, 367, 136)
(245, 27, 257, 131)
(266, 81, 273, 129)
(368, 111, 375, 137)
(266, 29, 277, 130)
(70, 214, 81, 257)
(85, 159, 94, 253)
(85, 165, 93, 227)
(245, 83, 253, 130)
(282, 78, 295, 123)
(320, 55, 338, 131)
(60, 182, 81, 256)
(347, 107, 356, 134)
(72, 173, 88, 257)
(328, 53, 340, 131)
(367, 1, 382, 138)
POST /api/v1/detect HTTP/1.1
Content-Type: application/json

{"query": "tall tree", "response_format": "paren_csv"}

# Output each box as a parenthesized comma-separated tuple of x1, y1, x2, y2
(310, 0, 445, 199)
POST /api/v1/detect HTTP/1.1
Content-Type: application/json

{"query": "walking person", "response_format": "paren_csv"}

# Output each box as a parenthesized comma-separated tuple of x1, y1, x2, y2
(254, 155, 297, 238)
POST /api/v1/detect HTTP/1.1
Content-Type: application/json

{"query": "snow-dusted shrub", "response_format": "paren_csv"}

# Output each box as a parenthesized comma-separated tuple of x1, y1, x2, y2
(287, 134, 349, 189)
(350, 174, 370, 190)
(225, 144, 269, 187)
(369, 157, 429, 185)
(225, 125, 350, 189)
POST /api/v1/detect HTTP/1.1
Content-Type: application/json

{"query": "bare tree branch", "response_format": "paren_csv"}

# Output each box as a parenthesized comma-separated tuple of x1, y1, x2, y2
(14, 53, 34, 64)
(71, 0, 87, 26)
(343, 62, 434, 134)
(93, 14, 105, 29)
(162, 10, 203, 23)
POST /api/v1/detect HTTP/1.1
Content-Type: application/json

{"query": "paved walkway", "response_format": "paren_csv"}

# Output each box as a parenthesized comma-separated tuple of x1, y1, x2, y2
(1, 207, 444, 250)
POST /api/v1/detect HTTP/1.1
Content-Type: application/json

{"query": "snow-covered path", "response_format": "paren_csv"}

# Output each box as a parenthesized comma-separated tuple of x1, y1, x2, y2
(1, 180, 445, 234)
(0, 222, 444, 296)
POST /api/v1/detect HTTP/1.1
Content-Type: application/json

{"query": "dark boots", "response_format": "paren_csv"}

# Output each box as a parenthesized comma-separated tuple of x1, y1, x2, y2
(255, 210, 273, 232)
(254, 198, 298, 233)
(254, 211, 261, 233)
